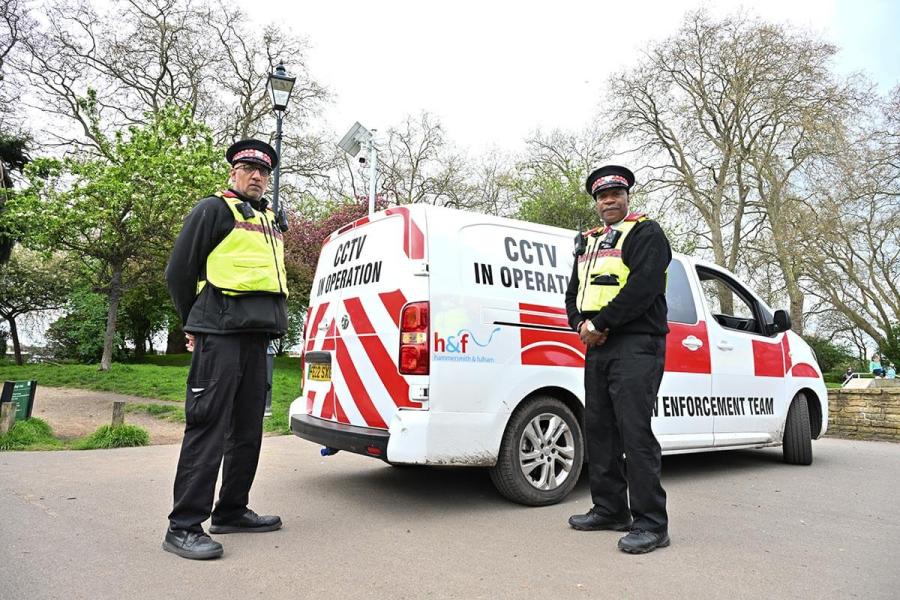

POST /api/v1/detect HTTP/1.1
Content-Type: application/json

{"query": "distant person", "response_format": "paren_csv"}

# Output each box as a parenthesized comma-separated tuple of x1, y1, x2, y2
(887, 363, 896, 379)
(870, 353, 885, 378)
(163, 139, 289, 560)
(843, 367, 854, 385)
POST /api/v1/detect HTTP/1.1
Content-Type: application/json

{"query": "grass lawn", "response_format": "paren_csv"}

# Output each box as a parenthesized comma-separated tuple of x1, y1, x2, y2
(0, 355, 303, 434)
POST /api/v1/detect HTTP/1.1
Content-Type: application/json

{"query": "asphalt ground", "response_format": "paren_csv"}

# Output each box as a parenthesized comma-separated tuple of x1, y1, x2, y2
(1, 436, 898, 600)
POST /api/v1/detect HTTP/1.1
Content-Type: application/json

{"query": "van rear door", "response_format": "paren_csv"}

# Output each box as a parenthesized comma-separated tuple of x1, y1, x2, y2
(301, 207, 429, 433)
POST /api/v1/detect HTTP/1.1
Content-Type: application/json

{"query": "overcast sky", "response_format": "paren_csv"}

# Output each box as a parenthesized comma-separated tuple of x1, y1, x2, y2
(251, 0, 900, 155)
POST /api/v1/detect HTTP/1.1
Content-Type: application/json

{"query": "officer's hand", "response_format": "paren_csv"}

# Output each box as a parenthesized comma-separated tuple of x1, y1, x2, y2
(579, 322, 608, 347)
(185, 333, 195, 353)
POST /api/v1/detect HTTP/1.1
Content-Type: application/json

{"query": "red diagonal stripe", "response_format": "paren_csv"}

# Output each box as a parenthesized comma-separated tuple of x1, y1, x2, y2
(306, 390, 316, 414)
(334, 392, 350, 424)
(379, 289, 408, 328)
(334, 335, 388, 428)
(321, 319, 336, 351)
(781, 333, 793, 373)
(343, 297, 419, 409)
(320, 385, 335, 420)
(306, 302, 330, 351)
(385, 207, 425, 259)
(303, 306, 313, 340)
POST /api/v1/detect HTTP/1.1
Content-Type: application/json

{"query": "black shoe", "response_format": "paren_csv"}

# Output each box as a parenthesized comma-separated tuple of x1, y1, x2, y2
(162, 528, 223, 560)
(568, 508, 633, 531)
(209, 509, 282, 534)
(617, 529, 670, 554)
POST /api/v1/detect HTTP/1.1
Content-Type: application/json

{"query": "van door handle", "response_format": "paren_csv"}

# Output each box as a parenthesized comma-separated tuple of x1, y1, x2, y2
(681, 336, 703, 351)
(717, 341, 734, 351)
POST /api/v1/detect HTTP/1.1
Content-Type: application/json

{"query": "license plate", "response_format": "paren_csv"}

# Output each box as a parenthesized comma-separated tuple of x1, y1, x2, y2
(308, 363, 331, 382)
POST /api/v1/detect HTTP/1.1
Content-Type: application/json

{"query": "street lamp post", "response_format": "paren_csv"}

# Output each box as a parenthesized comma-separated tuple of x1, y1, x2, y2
(267, 61, 296, 232)
(263, 62, 295, 418)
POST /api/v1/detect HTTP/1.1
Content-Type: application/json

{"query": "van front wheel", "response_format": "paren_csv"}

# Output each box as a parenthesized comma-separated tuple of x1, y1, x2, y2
(783, 392, 813, 465)
(490, 396, 584, 506)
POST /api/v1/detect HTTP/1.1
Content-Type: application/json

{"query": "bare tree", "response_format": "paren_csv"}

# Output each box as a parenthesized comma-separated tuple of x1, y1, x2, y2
(378, 112, 451, 205)
(509, 127, 612, 231)
(605, 10, 860, 328)
(606, 10, 752, 280)
(0, 0, 22, 107)
(802, 90, 900, 355)
(16, 0, 329, 163)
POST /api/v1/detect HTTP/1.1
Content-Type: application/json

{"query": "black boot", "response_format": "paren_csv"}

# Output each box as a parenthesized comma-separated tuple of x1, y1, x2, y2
(568, 508, 633, 531)
(617, 529, 670, 554)
(209, 509, 282, 534)
(162, 528, 223, 560)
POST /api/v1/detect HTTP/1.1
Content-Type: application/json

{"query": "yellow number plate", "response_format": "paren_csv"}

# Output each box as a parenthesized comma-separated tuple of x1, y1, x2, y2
(308, 363, 331, 382)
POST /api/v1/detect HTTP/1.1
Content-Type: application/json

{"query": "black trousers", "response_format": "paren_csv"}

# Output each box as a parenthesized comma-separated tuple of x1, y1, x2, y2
(584, 333, 668, 532)
(169, 332, 268, 532)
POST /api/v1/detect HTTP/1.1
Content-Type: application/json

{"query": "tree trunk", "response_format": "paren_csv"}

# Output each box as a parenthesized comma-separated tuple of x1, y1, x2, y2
(8, 317, 22, 365)
(100, 266, 123, 371)
(133, 329, 147, 360)
(787, 283, 805, 336)
(166, 323, 186, 354)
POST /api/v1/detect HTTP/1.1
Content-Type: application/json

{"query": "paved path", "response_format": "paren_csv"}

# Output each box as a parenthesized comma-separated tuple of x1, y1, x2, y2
(1, 437, 898, 599)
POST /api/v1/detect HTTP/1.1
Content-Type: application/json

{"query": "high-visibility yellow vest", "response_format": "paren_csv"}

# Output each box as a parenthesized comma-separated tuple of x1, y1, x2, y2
(576, 213, 647, 312)
(197, 191, 289, 298)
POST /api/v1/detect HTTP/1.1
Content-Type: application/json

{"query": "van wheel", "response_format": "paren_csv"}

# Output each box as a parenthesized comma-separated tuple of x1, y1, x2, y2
(490, 396, 584, 506)
(783, 392, 813, 465)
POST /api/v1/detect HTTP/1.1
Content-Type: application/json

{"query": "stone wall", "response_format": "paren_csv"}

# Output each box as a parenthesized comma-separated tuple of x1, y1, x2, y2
(827, 388, 900, 441)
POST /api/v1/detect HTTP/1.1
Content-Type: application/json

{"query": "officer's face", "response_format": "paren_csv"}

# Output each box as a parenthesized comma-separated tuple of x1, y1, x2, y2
(594, 188, 629, 225)
(230, 162, 271, 200)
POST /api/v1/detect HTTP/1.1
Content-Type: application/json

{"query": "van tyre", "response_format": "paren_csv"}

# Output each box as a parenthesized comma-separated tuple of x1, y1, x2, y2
(783, 392, 813, 465)
(490, 396, 584, 506)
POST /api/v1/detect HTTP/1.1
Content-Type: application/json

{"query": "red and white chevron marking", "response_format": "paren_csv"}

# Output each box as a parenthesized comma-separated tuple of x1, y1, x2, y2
(303, 289, 420, 431)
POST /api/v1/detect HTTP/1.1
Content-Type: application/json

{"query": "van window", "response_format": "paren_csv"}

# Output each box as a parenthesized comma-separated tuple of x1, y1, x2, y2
(697, 268, 763, 335)
(665, 258, 697, 324)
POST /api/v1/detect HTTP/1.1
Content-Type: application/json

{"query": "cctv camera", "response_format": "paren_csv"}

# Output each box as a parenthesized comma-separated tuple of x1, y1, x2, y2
(359, 157, 367, 165)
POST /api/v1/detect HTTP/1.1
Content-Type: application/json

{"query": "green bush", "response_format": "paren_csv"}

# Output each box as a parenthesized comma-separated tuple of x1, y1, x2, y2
(802, 335, 854, 374)
(45, 289, 126, 363)
(0, 418, 60, 451)
(824, 369, 847, 384)
(73, 424, 150, 449)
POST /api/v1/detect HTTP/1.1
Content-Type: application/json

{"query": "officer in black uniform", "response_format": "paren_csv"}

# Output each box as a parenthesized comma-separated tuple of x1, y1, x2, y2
(564, 165, 672, 554)
(163, 139, 289, 560)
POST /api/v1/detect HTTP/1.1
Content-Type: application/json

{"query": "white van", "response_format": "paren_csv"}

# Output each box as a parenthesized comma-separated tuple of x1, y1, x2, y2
(289, 205, 828, 505)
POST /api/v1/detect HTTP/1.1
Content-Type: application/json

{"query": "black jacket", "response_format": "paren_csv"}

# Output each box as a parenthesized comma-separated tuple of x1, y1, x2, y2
(565, 219, 671, 337)
(165, 189, 288, 336)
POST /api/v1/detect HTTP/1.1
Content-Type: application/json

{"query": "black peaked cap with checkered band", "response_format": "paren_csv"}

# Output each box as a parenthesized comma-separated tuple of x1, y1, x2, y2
(225, 139, 279, 170)
(585, 165, 635, 197)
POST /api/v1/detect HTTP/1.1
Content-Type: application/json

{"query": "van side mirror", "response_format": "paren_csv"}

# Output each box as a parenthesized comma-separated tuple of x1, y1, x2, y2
(770, 309, 791, 334)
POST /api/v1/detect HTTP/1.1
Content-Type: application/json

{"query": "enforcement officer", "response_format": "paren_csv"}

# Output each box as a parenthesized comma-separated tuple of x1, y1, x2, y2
(564, 165, 672, 554)
(163, 139, 289, 560)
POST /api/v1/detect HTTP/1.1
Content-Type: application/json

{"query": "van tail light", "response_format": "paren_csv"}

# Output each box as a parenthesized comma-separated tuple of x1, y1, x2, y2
(399, 302, 429, 375)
